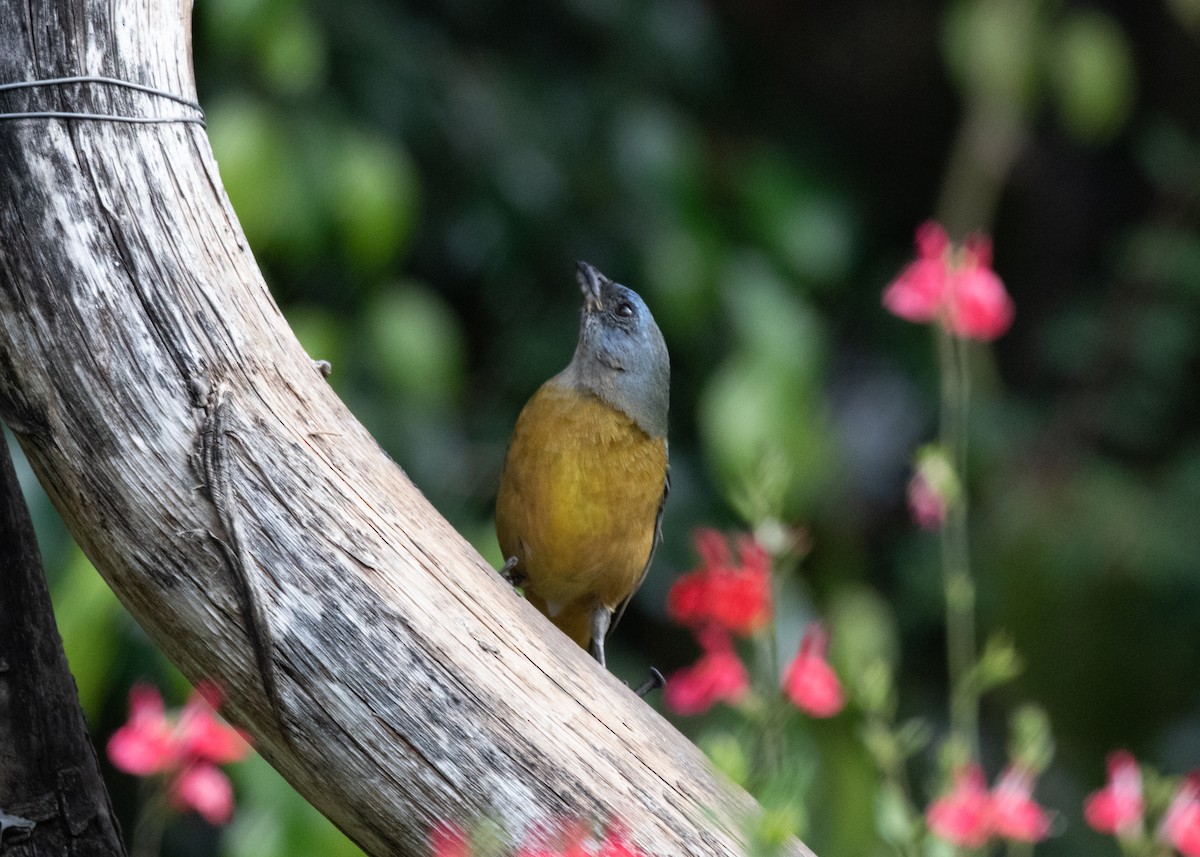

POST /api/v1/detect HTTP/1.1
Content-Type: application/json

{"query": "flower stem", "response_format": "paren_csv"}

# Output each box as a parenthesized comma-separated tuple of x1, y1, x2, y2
(937, 326, 978, 756)
(756, 585, 786, 782)
(933, 100, 1025, 241)
(130, 779, 169, 857)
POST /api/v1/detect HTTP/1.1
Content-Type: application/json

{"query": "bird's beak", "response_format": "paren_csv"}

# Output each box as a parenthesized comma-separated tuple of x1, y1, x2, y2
(576, 260, 607, 312)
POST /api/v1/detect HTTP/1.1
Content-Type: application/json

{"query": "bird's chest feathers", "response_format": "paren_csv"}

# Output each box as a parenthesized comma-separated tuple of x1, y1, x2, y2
(499, 385, 666, 600)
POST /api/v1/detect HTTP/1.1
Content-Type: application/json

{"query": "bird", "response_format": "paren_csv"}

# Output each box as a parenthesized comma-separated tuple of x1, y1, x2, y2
(495, 261, 669, 668)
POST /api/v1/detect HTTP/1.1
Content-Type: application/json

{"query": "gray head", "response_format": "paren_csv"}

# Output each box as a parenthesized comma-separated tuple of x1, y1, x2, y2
(556, 261, 670, 439)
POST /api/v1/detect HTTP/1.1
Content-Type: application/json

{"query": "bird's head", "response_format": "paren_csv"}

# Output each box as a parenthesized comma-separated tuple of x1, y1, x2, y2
(560, 261, 670, 439)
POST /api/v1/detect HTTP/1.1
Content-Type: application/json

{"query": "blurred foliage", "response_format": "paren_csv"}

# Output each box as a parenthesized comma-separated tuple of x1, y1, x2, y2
(11, 0, 1200, 854)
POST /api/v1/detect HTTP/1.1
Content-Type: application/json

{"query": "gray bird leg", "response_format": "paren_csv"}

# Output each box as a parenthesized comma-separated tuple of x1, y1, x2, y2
(588, 606, 611, 668)
(498, 556, 524, 587)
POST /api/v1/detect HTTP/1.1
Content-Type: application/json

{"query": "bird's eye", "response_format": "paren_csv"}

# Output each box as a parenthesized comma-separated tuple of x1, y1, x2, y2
(615, 301, 635, 319)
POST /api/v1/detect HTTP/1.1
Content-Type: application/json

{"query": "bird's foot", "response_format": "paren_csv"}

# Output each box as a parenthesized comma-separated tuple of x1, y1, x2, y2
(588, 609, 611, 669)
(498, 556, 525, 587)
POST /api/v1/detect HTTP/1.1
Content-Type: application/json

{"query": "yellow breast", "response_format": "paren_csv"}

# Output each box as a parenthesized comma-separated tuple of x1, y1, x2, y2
(495, 381, 667, 646)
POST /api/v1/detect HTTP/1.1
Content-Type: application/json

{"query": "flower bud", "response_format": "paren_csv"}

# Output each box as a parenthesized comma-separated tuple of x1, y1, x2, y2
(907, 445, 960, 531)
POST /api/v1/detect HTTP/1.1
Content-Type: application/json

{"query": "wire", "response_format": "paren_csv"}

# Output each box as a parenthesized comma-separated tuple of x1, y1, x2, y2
(0, 75, 205, 126)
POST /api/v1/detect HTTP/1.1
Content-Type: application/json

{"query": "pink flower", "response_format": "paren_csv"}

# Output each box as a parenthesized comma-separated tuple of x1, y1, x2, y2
(1084, 751, 1143, 838)
(947, 235, 1014, 340)
(782, 624, 844, 718)
(907, 470, 948, 531)
(107, 684, 179, 775)
(883, 221, 951, 324)
(905, 446, 959, 532)
(664, 627, 749, 716)
(1163, 774, 1200, 857)
(927, 763, 992, 848)
(502, 821, 649, 857)
(171, 763, 235, 825)
(883, 221, 1014, 341)
(928, 763, 1054, 848)
(178, 687, 251, 764)
(666, 530, 772, 637)
(106, 681, 251, 826)
(989, 765, 1052, 843)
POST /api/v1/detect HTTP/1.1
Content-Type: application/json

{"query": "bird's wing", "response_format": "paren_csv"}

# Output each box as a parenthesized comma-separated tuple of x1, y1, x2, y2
(607, 464, 670, 639)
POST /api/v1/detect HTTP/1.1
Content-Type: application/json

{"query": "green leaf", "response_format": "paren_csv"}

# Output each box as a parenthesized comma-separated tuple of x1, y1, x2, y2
(722, 255, 827, 378)
(50, 547, 123, 719)
(827, 585, 900, 682)
(875, 782, 919, 847)
(1050, 11, 1136, 143)
(699, 732, 751, 787)
(364, 283, 466, 408)
(698, 356, 836, 517)
(942, 0, 1044, 111)
(198, 0, 276, 56)
(207, 97, 321, 260)
(257, 6, 328, 97)
(738, 151, 857, 288)
(1008, 704, 1055, 774)
(331, 131, 420, 274)
(228, 755, 363, 857)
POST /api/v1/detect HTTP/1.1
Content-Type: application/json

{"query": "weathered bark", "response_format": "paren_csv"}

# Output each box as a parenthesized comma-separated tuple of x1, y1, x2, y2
(0, 1, 814, 856)
(0, 438, 126, 857)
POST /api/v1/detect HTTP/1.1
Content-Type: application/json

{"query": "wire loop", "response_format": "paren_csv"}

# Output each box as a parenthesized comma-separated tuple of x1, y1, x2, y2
(0, 75, 205, 126)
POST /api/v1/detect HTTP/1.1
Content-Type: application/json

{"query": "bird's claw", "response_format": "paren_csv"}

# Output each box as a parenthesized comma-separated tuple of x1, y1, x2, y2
(499, 556, 525, 587)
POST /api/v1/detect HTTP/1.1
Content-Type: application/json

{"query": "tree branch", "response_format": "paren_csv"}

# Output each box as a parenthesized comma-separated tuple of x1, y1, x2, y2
(0, 436, 126, 856)
(0, 1, 812, 855)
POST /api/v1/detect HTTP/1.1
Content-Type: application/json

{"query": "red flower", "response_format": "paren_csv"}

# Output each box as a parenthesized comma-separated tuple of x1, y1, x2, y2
(782, 624, 844, 718)
(107, 684, 179, 775)
(171, 763, 235, 825)
(1084, 751, 1143, 838)
(947, 235, 1014, 340)
(694, 526, 730, 568)
(177, 688, 251, 764)
(883, 221, 1014, 341)
(927, 762, 1053, 848)
(427, 820, 648, 857)
(663, 627, 749, 716)
(663, 574, 708, 627)
(882, 221, 950, 324)
(106, 681, 251, 826)
(508, 820, 649, 857)
(666, 530, 772, 636)
(988, 765, 1052, 843)
(926, 764, 992, 848)
(1163, 774, 1200, 857)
